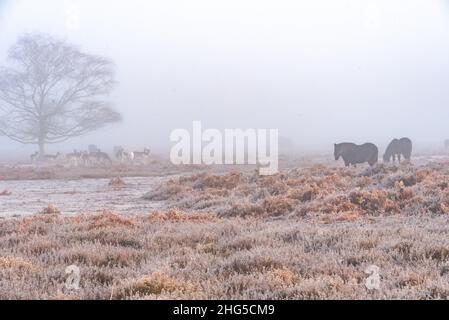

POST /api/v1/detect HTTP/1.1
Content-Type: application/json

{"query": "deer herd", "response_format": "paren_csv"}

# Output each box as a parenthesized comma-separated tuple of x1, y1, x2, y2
(30, 146, 151, 167)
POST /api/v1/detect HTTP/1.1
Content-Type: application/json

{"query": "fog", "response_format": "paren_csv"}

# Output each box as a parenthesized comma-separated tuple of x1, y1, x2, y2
(1, 0, 449, 160)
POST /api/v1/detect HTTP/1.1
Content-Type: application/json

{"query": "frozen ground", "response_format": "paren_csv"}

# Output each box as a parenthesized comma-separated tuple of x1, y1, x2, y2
(0, 176, 170, 217)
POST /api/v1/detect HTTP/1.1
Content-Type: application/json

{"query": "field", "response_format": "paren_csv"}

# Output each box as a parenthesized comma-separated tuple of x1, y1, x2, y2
(1, 155, 449, 299)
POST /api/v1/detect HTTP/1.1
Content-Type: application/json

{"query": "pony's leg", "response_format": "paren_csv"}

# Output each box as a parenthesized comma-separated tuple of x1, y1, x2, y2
(398, 154, 401, 163)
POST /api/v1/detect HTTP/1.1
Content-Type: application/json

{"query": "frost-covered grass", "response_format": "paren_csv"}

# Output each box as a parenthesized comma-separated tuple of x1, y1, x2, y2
(0, 210, 448, 299)
(145, 161, 449, 220)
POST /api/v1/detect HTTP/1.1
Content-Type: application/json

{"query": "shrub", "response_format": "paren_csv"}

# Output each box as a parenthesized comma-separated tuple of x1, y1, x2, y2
(87, 211, 134, 230)
(119, 272, 195, 298)
(142, 184, 184, 201)
(41, 204, 61, 215)
(108, 177, 126, 186)
(349, 190, 399, 214)
(148, 209, 216, 222)
(262, 196, 295, 216)
(0, 256, 36, 272)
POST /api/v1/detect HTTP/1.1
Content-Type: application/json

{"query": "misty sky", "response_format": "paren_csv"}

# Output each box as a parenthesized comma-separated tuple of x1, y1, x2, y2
(1, 0, 449, 158)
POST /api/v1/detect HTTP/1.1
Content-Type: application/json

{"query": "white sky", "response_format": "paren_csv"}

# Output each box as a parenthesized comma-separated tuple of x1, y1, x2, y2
(1, 0, 449, 157)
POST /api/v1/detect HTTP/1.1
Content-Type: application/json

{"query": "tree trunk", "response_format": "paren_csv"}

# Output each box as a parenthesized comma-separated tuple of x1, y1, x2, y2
(38, 139, 45, 158)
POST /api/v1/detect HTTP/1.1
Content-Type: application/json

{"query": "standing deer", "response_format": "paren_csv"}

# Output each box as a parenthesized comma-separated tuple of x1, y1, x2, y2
(116, 149, 134, 164)
(44, 152, 62, 162)
(30, 152, 39, 164)
(66, 150, 82, 166)
(88, 151, 112, 166)
(133, 148, 150, 164)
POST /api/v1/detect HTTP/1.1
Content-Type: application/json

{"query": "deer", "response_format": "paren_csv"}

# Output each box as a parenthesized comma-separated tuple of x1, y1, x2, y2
(66, 150, 83, 166)
(116, 149, 134, 164)
(44, 152, 62, 162)
(88, 151, 112, 166)
(30, 151, 39, 164)
(133, 148, 150, 164)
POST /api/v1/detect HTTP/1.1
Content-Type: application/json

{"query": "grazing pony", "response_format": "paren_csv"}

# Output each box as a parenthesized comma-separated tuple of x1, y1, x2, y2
(383, 137, 412, 163)
(334, 142, 378, 167)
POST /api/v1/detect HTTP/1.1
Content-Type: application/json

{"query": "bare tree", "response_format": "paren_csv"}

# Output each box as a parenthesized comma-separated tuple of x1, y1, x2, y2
(0, 34, 121, 156)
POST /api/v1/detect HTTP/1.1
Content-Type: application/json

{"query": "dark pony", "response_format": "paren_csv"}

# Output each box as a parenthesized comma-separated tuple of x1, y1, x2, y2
(334, 142, 378, 167)
(383, 137, 412, 163)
